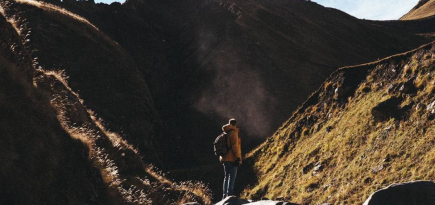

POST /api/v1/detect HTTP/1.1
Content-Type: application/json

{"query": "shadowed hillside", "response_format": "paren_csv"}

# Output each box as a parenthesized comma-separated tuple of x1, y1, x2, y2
(59, 0, 432, 169)
(0, 15, 110, 204)
(0, 0, 212, 204)
(1, 0, 165, 165)
(242, 42, 435, 204)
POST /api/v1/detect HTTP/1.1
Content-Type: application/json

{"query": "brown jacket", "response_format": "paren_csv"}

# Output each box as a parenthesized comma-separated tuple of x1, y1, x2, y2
(219, 124, 242, 164)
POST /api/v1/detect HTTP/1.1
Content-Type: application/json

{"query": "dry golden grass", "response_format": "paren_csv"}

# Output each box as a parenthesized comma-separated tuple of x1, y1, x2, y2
(242, 43, 435, 204)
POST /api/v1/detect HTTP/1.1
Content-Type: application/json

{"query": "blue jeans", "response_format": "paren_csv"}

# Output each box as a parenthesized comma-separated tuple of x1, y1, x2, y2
(223, 162, 238, 199)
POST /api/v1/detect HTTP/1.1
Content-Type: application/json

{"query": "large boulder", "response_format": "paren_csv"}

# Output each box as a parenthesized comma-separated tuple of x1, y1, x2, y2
(363, 181, 435, 205)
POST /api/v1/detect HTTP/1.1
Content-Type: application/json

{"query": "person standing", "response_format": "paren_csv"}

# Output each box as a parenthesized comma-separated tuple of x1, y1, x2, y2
(220, 118, 242, 199)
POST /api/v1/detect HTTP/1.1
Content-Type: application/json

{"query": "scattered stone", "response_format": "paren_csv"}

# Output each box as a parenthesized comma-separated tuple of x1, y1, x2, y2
(363, 181, 435, 205)
(313, 161, 323, 175)
(303, 162, 315, 174)
(334, 87, 343, 99)
(371, 164, 383, 173)
(426, 100, 435, 111)
(399, 84, 405, 91)
(387, 84, 394, 94)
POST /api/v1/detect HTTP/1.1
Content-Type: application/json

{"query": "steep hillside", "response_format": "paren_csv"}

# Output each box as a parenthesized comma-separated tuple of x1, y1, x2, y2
(401, 0, 435, 20)
(0, 0, 212, 204)
(0, 16, 109, 204)
(242, 43, 435, 204)
(0, 0, 165, 165)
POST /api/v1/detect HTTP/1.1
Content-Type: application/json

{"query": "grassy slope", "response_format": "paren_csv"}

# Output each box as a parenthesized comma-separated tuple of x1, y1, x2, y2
(0, 1, 212, 204)
(0, 16, 110, 204)
(401, 0, 435, 20)
(242, 43, 435, 205)
(2, 0, 164, 165)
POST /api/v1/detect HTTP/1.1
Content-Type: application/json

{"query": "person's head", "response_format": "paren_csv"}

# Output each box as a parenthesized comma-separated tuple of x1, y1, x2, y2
(229, 118, 237, 126)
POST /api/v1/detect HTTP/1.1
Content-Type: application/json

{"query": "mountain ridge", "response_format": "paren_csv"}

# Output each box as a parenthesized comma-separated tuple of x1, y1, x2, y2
(401, 0, 435, 20)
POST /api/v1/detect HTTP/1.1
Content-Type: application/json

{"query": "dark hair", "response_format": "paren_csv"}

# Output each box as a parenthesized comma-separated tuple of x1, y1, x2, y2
(229, 118, 237, 126)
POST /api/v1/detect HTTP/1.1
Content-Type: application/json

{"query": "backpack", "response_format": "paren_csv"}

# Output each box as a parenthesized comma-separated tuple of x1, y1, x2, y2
(213, 129, 234, 156)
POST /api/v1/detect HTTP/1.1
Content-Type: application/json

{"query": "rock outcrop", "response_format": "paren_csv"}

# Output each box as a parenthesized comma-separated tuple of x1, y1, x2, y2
(363, 181, 435, 205)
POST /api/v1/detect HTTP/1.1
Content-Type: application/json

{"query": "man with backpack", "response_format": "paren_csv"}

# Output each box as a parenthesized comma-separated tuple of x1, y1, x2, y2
(219, 118, 242, 199)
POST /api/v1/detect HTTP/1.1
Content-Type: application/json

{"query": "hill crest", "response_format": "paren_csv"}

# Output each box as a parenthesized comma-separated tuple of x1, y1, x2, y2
(401, 0, 435, 20)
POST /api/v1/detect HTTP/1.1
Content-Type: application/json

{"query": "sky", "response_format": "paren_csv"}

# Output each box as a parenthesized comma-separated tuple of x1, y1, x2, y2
(311, 0, 420, 20)
(94, 0, 420, 21)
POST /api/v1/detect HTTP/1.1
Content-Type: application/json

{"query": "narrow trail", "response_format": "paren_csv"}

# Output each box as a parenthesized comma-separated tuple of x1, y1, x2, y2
(0, 0, 212, 204)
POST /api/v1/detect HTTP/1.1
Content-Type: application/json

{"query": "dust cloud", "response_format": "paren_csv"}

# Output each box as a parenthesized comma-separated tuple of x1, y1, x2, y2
(195, 43, 276, 138)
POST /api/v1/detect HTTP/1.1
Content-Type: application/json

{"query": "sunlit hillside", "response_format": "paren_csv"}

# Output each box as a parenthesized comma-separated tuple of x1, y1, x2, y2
(243, 43, 435, 204)
(401, 0, 435, 20)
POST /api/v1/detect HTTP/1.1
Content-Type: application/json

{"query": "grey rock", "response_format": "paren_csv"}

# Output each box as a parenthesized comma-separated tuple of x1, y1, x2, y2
(215, 196, 250, 205)
(371, 164, 384, 173)
(363, 180, 435, 205)
(249, 200, 299, 205)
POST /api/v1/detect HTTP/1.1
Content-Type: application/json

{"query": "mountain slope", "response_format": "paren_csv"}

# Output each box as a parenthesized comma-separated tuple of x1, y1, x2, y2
(33, 0, 432, 169)
(1, 0, 165, 165)
(0, 0, 212, 204)
(242, 42, 435, 204)
(0, 16, 110, 204)
(401, 0, 435, 20)
(117, 0, 431, 167)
